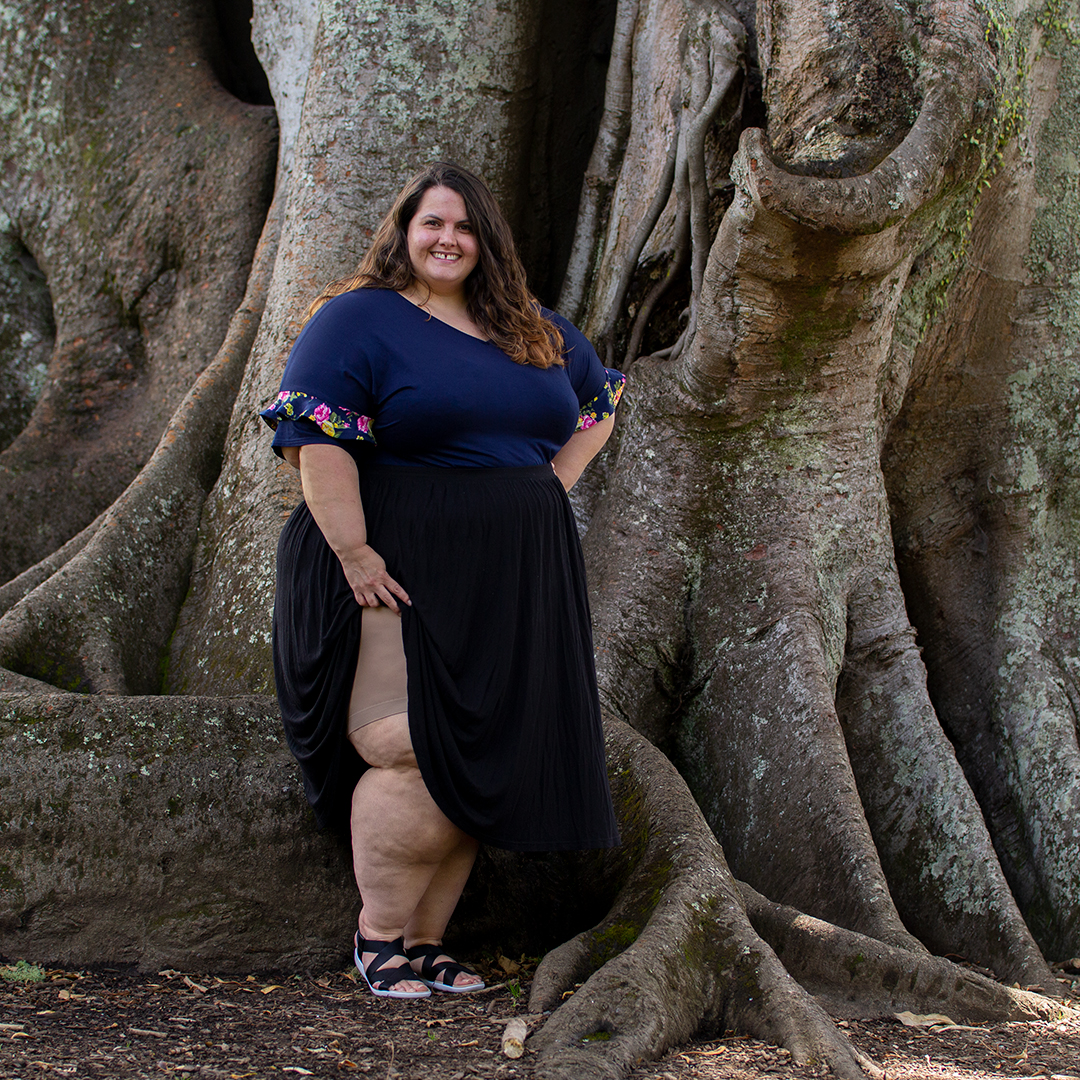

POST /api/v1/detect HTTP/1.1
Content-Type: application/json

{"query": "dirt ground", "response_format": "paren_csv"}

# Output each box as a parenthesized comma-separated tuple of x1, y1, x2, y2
(3, 958, 1080, 1080)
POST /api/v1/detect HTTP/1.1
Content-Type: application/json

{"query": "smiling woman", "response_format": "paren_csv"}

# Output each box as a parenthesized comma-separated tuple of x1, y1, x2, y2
(259, 161, 624, 1001)
(403, 187, 480, 312)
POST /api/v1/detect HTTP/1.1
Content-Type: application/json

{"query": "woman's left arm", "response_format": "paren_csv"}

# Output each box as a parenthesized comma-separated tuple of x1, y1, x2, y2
(550, 415, 616, 492)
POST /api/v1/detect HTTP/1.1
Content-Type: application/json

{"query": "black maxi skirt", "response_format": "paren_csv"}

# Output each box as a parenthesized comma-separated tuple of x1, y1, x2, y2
(273, 463, 620, 851)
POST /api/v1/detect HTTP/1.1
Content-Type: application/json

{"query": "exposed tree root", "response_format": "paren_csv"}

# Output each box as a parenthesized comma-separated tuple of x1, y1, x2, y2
(837, 573, 1060, 996)
(2, 696, 1066, 1080)
(0, 199, 281, 694)
(527, 718, 1066, 1079)
(529, 717, 877, 1080)
(741, 882, 1068, 1021)
(0, 511, 104, 619)
(555, 0, 642, 326)
(577, 0, 1059, 1027)
(0, 668, 58, 694)
(0, 690, 353, 973)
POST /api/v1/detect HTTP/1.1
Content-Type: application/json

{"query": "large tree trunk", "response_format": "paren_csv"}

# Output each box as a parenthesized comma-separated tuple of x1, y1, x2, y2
(884, 18, 1080, 961)
(164, 0, 606, 696)
(0, 0, 277, 583)
(3, 1, 1079, 1077)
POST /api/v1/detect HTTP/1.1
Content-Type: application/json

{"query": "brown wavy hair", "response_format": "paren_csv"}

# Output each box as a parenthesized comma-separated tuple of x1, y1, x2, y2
(308, 162, 563, 368)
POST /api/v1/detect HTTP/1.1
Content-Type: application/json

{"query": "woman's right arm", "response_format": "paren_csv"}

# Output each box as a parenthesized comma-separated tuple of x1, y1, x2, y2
(296, 442, 410, 612)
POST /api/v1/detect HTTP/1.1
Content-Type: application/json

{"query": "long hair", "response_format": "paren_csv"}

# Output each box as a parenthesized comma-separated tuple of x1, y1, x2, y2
(308, 162, 563, 368)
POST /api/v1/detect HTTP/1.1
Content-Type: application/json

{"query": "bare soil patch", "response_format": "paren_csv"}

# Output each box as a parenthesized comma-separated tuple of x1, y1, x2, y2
(2, 961, 1079, 1079)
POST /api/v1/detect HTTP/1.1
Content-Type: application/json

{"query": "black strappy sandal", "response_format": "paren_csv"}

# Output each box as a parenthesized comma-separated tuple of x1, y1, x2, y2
(354, 932, 431, 999)
(405, 942, 486, 993)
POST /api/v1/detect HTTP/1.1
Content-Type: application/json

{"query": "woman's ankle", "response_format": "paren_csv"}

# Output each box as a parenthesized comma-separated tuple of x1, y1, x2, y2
(357, 911, 405, 943)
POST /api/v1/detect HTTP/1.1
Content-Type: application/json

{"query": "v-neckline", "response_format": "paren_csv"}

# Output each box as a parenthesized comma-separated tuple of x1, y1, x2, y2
(393, 289, 489, 343)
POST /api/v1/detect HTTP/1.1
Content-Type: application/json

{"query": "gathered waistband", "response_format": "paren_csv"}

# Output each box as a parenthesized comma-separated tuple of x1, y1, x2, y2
(361, 463, 556, 482)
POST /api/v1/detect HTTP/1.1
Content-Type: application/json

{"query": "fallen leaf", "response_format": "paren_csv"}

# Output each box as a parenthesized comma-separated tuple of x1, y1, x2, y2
(895, 1011, 956, 1028)
(261, 985, 283, 994)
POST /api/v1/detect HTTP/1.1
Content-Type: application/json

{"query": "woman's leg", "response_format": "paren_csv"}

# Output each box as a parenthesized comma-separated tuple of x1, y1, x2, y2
(403, 832, 482, 989)
(348, 711, 480, 990)
(404, 832, 479, 944)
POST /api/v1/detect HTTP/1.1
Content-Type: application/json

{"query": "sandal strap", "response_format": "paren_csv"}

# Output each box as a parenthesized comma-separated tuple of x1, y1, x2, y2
(359, 934, 416, 990)
(406, 943, 477, 986)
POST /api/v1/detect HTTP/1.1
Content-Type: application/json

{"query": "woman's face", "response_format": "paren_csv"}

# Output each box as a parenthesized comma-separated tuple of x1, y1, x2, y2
(406, 186, 480, 299)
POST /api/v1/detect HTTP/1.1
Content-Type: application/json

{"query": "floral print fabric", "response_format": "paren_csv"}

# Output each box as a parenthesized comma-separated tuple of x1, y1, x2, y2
(575, 369, 626, 432)
(260, 391, 377, 444)
(262, 371, 624, 445)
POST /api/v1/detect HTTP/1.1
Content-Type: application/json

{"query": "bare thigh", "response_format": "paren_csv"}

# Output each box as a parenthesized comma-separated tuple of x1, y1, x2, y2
(349, 710, 416, 770)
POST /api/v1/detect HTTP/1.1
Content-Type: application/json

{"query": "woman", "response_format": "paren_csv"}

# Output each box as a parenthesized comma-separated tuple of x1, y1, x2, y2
(261, 162, 622, 1000)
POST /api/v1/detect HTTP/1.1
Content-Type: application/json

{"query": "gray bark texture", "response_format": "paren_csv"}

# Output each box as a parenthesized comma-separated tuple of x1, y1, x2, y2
(3, 0, 1080, 1076)
(0, 0, 277, 582)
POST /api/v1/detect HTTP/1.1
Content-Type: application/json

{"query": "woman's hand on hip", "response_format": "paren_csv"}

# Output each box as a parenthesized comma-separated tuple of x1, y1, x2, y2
(340, 543, 411, 613)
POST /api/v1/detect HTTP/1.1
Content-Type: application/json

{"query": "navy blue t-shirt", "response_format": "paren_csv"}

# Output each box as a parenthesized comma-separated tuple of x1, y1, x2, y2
(260, 289, 618, 468)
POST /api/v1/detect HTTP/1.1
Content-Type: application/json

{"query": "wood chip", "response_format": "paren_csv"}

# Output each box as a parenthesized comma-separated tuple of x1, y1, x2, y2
(501, 1017, 528, 1058)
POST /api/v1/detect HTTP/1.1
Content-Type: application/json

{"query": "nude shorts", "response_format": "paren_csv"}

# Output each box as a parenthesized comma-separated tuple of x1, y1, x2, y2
(347, 604, 409, 732)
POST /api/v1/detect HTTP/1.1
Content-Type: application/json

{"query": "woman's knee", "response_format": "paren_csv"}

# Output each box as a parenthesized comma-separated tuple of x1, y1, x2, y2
(348, 711, 416, 769)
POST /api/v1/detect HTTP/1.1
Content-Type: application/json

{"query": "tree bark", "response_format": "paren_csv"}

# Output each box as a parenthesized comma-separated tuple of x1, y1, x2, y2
(164, 0, 550, 695)
(884, 12, 1080, 960)
(0, 0, 277, 582)
(581, 0, 1058, 994)
(2, 1, 1079, 1077)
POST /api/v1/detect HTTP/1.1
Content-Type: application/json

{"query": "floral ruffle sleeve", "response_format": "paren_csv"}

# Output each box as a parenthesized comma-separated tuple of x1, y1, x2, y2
(259, 390, 377, 444)
(575, 368, 626, 432)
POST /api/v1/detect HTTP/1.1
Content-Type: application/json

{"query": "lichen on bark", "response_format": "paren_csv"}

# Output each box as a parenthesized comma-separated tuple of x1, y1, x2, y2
(2, 1, 1080, 1078)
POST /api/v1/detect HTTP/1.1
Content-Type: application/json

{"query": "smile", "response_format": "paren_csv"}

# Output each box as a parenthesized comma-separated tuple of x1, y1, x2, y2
(431, 251, 460, 261)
